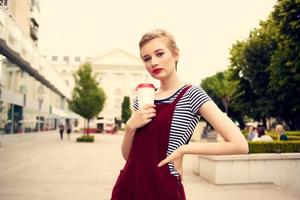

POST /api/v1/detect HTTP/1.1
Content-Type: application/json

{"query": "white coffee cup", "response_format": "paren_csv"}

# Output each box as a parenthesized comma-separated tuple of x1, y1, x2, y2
(136, 83, 155, 109)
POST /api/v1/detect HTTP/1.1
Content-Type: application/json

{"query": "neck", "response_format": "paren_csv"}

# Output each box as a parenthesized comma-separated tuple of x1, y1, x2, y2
(159, 72, 183, 91)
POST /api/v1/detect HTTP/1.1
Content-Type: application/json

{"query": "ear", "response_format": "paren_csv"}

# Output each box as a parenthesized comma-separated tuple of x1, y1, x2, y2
(173, 48, 180, 62)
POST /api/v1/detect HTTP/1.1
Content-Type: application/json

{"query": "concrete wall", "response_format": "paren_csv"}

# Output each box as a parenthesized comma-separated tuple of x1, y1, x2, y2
(193, 153, 300, 191)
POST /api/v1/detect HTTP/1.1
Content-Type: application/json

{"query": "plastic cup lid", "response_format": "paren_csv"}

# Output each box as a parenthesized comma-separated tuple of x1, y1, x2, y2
(136, 83, 155, 90)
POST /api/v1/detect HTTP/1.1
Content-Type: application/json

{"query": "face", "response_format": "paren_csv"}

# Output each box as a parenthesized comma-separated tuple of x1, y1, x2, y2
(140, 37, 179, 80)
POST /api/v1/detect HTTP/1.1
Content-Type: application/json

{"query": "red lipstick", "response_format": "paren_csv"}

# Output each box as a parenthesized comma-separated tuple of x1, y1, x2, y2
(152, 68, 163, 74)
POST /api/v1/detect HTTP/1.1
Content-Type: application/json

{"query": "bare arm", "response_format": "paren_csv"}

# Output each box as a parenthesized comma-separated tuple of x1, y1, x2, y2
(180, 100, 249, 155)
(158, 101, 248, 169)
(121, 104, 156, 160)
(121, 123, 136, 160)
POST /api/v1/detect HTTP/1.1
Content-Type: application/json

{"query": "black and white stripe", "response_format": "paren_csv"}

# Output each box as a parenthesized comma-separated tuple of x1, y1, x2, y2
(133, 85, 211, 176)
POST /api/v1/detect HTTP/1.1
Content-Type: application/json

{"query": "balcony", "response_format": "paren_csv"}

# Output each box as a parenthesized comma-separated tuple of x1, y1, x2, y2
(30, 4, 40, 28)
(0, 7, 72, 100)
(30, 24, 38, 41)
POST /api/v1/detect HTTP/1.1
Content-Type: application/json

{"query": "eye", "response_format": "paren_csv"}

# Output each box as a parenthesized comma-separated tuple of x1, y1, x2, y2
(156, 52, 164, 57)
(143, 56, 151, 62)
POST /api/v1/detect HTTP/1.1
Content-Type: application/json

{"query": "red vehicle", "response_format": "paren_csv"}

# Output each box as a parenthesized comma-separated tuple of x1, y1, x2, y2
(105, 123, 117, 134)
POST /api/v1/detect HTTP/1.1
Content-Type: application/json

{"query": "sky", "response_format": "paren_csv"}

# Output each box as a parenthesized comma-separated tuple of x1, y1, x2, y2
(38, 0, 277, 85)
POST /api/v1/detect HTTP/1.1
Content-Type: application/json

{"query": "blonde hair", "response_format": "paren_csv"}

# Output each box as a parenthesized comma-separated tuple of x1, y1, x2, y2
(139, 29, 179, 55)
(275, 124, 284, 134)
(139, 29, 179, 58)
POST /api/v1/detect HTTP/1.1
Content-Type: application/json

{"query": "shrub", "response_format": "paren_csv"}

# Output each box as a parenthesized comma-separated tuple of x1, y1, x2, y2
(267, 131, 300, 141)
(248, 141, 300, 153)
(76, 135, 95, 143)
(286, 131, 300, 136)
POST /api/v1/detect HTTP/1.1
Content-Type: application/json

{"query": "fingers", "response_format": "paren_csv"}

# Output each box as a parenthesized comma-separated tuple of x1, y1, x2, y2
(176, 168, 183, 181)
(141, 107, 156, 120)
(158, 158, 183, 180)
(157, 157, 169, 167)
(157, 150, 184, 181)
(178, 173, 183, 181)
(130, 104, 156, 129)
(141, 104, 156, 110)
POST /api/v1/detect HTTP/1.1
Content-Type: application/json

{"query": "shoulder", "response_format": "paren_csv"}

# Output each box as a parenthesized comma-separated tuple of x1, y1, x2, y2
(186, 85, 205, 93)
(184, 85, 212, 114)
(186, 85, 210, 99)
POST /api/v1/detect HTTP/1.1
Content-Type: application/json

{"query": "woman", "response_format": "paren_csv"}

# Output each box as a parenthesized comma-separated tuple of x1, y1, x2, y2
(253, 126, 273, 142)
(247, 126, 257, 141)
(66, 123, 71, 140)
(275, 124, 288, 141)
(111, 29, 248, 200)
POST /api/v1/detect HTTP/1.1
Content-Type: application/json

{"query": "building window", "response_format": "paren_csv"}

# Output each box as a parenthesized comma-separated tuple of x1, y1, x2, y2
(98, 73, 106, 82)
(115, 98, 121, 109)
(131, 73, 142, 81)
(51, 56, 58, 61)
(20, 70, 25, 78)
(115, 88, 122, 95)
(31, 0, 40, 12)
(0, 0, 8, 6)
(19, 85, 27, 94)
(30, 21, 39, 41)
(63, 56, 69, 62)
(74, 57, 81, 62)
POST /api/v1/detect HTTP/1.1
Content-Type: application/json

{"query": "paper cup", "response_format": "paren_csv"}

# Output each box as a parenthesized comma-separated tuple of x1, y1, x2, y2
(136, 83, 155, 109)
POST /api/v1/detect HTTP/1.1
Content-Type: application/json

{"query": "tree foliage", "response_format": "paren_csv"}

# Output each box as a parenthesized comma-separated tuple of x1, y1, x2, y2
(201, 70, 238, 114)
(121, 96, 131, 123)
(268, 0, 300, 129)
(227, 0, 300, 129)
(229, 21, 277, 125)
(69, 63, 106, 134)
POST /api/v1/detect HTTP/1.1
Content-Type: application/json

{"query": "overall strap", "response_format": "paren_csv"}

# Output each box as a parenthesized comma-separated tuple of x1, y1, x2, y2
(172, 85, 191, 105)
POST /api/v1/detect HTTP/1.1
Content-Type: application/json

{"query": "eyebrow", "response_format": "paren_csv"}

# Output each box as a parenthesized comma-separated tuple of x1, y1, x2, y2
(142, 49, 164, 60)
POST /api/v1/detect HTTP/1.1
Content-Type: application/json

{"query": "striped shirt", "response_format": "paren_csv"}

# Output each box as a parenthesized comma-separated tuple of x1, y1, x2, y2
(133, 85, 211, 176)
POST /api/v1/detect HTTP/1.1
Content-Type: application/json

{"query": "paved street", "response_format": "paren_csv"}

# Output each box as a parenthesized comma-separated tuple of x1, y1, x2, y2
(0, 132, 299, 200)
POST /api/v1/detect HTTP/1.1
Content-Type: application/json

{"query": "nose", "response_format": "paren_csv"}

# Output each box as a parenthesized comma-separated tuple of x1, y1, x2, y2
(151, 57, 159, 67)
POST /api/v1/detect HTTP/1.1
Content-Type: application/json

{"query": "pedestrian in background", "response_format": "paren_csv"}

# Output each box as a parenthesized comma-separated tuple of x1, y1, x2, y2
(247, 126, 258, 141)
(59, 124, 64, 140)
(253, 126, 273, 142)
(275, 124, 288, 141)
(66, 123, 72, 140)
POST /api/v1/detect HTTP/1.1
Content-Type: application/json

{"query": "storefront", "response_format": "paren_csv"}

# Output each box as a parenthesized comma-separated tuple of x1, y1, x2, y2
(0, 53, 79, 134)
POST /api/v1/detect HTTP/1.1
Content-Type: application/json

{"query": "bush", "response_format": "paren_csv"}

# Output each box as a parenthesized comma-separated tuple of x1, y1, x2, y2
(267, 131, 300, 141)
(248, 141, 300, 153)
(286, 131, 300, 136)
(76, 135, 95, 143)
(243, 130, 300, 141)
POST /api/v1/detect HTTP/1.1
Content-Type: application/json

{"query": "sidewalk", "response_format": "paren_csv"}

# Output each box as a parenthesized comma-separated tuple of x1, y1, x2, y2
(0, 132, 299, 200)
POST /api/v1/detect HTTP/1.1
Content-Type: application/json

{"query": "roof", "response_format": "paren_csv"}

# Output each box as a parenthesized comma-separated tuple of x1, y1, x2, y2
(87, 49, 143, 67)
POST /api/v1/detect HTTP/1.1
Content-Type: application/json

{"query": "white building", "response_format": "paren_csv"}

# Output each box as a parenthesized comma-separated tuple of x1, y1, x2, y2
(46, 49, 156, 121)
(0, 0, 82, 134)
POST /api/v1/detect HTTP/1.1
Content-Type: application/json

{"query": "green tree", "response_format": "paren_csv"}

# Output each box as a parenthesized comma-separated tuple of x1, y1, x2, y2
(201, 70, 238, 114)
(201, 75, 224, 111)
(268, 0, 300, 129)
(228, 20, 277, 126)
(228, 0, 300, 129)
(121, 96, 131, 123)
(69, 63, 106, 135)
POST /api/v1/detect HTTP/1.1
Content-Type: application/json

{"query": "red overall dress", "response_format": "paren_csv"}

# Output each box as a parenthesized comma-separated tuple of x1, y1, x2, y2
(111, 86, 190, 200)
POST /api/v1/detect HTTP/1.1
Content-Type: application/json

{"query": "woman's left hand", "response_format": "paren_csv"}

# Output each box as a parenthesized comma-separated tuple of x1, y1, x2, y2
(157, 148, 184, 180)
